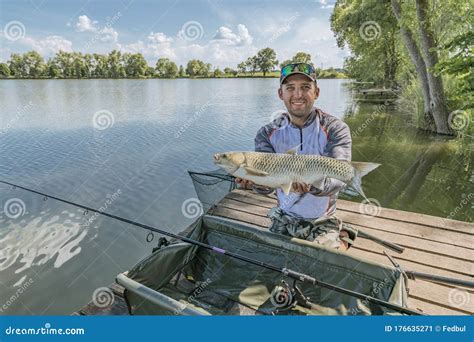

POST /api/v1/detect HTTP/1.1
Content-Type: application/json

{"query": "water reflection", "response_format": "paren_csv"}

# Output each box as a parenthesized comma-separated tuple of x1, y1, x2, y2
(0, 79, 471, 315)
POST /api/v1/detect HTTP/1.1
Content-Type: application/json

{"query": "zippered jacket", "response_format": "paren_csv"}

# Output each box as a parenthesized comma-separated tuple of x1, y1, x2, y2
(254, 108, 352, 219)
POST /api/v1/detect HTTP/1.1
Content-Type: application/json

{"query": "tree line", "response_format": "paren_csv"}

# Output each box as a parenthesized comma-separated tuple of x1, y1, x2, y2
(0, 48, 345, 80)
(331, 0, 472, 135)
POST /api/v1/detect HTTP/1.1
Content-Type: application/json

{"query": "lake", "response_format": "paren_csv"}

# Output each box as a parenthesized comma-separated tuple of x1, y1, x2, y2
(0, 79, 471, 314)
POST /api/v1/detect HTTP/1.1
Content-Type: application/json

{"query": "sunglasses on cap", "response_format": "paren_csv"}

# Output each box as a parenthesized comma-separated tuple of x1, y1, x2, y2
(280, 63, 317, 84)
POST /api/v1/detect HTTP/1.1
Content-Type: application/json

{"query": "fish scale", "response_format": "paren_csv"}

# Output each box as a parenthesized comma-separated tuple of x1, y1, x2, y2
(244, 152, 354, 182)
(213, 151, 381, 200)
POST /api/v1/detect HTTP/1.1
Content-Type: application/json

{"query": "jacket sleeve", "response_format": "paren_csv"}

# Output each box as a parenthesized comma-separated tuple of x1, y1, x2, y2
(310, 119, 352, 196)
(254, 126, 275, 153)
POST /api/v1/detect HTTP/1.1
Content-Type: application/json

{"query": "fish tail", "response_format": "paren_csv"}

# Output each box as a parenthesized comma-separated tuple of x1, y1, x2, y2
(349, 162, 381, 201)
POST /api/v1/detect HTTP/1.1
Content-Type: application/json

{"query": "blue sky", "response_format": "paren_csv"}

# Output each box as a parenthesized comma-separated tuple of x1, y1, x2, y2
(0, 0, 349, 68)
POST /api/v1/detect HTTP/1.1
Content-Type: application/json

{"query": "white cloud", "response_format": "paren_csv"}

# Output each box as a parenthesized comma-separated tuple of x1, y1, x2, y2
(21, 35, 73, 55)
(212, 24, 253, 46)
(100, 27, 118, 43)
(75, 15, 98, 32)
(148, 32, 173, 44)
(119, 32, 175, 59)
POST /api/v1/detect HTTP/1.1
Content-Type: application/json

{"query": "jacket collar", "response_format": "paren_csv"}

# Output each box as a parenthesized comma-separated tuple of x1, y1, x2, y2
(286, 108, 319, 129)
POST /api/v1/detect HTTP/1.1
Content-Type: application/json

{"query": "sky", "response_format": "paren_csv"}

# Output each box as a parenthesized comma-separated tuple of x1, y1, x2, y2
(0, 0, 349, 69)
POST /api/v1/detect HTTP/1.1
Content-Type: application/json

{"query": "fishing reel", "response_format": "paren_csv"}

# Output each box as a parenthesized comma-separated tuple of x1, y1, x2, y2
(270, 280, 313, 314)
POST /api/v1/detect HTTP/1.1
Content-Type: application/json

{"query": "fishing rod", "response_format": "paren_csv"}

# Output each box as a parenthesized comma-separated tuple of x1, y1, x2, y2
(1, 179, 423, 315)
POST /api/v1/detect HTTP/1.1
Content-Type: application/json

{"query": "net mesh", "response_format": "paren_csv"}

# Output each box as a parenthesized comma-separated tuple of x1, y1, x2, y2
(188, 169, 236, 213)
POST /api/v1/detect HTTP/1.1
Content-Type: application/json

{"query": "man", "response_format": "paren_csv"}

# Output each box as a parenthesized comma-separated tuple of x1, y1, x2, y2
(236, 62, 354, 250)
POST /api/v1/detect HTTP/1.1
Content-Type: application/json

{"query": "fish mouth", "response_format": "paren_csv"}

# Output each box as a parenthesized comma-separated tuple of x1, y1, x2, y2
(213, 154, 221, 164)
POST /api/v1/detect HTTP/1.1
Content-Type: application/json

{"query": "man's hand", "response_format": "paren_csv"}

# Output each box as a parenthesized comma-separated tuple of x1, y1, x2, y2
(235, 177, 254, 189)
(292, 182, 312, 193)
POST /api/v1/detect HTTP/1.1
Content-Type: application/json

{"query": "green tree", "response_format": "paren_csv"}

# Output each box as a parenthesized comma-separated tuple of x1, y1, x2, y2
(255, 47, 278, 76)
(237, 61, 247, 74)
(292, 52, 312, 64)
(124, 53, 148, 78)
(178, 65, 185, 77)
(92, 53, 108, 78)
(8, 54, 24, 77)
(155, 58, 178, 78)
(23, 51, 46, 77)
(213, 68, 223, 77)
(0, 63, 11, 78)
(245, 56, 258, 76)
(186, 59, 210, 77)
(107, 50, 126, 78)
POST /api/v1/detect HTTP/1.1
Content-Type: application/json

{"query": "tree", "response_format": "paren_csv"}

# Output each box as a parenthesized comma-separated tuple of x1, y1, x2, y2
(107, 50, 126, 78)
(390, 0, 451, 134)
(124, 53, 148, 78)
(331, 0, 400, 88)
(255, 47, 278, 76)
(213, 68, 223, 77)
(0, 63, 11, 78)
(245, 56, 258, 76)
(23, 51, 46, 77)
(178, 65, 185, 77)
(186, 59, 210, 77)
(237, 62, 247, 74)
(155, 58, 178, 78)
(8, 54, 24, 77)
(292, 52, 312, 64)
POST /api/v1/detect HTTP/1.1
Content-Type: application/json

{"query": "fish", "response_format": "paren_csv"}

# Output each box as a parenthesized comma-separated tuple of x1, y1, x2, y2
(213, 150, 380, 200)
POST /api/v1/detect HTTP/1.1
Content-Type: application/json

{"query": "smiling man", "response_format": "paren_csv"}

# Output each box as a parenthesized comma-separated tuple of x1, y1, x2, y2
(236, 63, 354, 250)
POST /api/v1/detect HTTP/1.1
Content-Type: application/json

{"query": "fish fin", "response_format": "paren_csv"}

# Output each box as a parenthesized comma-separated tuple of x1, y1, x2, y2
(312, 177, 326, 190)
(281, 182, 292, 195)
(349, 162, 381, 201)
(284, 143, 302, 155)
(243, 165, 268, 176)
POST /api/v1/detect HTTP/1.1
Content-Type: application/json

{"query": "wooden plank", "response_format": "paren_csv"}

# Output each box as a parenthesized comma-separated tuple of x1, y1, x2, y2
(225, 191, 474, 249)
(408, 297, 468, 316)
(211, 204, 474, 315)
(230, 189, 474, 235)
(338, 211, 473, 249)
(338, 200, 474, 235)
(218, 198, 474, 263)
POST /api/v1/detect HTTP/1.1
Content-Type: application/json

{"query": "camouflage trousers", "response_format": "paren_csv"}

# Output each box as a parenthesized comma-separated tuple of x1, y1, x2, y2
(267, 207, 356, 250)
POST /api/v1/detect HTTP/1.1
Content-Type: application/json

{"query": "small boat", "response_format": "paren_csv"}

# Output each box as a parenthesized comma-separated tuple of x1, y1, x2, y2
(116, 214, 411, 315)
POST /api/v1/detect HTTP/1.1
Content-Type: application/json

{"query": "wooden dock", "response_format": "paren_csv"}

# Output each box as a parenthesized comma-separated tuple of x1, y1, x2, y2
(75, 189, 473, 316)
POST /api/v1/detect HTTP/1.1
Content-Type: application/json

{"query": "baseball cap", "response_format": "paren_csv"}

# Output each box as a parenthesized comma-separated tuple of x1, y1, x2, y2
(280, 62, 317, 84)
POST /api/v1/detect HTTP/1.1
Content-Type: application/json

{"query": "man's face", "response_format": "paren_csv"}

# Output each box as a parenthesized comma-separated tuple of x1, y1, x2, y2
(278, 74, 319, 119)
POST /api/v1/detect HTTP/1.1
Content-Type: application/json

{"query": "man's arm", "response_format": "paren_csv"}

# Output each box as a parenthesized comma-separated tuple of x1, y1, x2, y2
(310, 119, 352, 196)
(254, 126, 276, 153)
